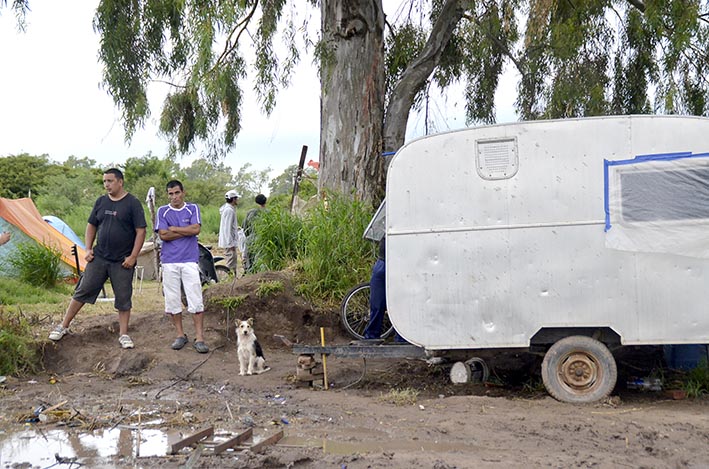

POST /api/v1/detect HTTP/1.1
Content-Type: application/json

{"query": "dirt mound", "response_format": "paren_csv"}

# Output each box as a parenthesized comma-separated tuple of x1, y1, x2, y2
(42, 271, 344, 378)
(203, 270, 344, 347)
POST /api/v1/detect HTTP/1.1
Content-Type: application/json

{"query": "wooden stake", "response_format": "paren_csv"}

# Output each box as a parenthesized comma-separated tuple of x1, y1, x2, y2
(320, 327, 328, 390)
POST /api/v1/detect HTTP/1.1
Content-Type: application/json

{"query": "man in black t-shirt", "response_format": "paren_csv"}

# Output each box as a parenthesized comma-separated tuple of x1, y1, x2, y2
(49, 168, 147, 349)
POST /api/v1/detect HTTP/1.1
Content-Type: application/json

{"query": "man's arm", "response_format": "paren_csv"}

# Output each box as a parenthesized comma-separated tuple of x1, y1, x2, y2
(84, 223, 97, 262)
(122, 227, 146, 269)
(159, 223, 200, 241)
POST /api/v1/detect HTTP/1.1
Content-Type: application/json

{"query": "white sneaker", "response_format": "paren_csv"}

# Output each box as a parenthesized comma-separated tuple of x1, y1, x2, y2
(119, 335, 134, 349)
(48, 325, 68, 341)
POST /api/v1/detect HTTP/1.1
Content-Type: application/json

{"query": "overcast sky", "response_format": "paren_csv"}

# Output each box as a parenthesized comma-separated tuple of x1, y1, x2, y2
(0, 2, 518, 188)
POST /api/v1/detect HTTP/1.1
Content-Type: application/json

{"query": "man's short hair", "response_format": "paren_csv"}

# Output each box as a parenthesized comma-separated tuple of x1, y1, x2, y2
(104, 168, 124, 180)
(255, 194, 267, 206)
(166, 180, 184, 191)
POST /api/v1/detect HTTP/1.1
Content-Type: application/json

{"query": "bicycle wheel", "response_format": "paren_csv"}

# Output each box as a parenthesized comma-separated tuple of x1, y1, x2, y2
(340, 282, 394, 340)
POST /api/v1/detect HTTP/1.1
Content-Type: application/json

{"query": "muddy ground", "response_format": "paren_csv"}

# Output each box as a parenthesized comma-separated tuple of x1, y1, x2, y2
(1, 271, 709, 468)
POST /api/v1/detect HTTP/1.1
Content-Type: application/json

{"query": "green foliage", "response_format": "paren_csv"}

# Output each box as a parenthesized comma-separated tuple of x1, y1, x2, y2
(211, 294, 249, 311)
(297, 195, 374, 303)
(246, 194, 374, 303)
(268, 165, 318, 199)
(199, 205, 221, 244)
(0, 154, 60, 198)
(0, 308, 40, 376)
(255, 280, 284, 299)
(4, 242, 63, 287)
(94, 0, 307, 160)
(683, 360, 709, 398)
(249, 207, 304, 272)
(232, 163, 271, 201)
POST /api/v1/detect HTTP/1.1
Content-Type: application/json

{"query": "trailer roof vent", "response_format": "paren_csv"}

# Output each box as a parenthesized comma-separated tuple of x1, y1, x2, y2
(476, 137, 518, 180)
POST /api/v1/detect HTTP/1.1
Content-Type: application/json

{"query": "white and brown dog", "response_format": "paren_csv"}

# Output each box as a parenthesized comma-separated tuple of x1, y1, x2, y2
(236, 318, 270, 375)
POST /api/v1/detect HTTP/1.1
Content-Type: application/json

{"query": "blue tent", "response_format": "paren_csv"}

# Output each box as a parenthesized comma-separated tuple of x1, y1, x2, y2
(43, 215, 85, 249)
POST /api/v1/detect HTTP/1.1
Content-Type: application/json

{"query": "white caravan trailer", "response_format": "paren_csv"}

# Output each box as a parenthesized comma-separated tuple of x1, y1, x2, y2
(384, 115, 709, 403)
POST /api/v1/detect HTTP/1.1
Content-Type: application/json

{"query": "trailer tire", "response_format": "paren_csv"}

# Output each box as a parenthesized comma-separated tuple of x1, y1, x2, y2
(541, 336, 617, 404)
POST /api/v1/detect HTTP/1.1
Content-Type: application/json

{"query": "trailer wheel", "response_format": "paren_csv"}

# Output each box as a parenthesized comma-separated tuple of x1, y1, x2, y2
(541, 336, 617, 404)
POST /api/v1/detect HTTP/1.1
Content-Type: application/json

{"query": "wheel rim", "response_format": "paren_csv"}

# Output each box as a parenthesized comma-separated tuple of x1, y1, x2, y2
(343, 286, 370, 339)
(341, 283, 395, 340)
(557, 351, 601, 394)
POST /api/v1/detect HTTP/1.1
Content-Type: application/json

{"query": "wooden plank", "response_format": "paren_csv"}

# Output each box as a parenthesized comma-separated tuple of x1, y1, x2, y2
(170, 426, 214, 454)
(250, 430, 284, 453)
(213, 428, 253, 455)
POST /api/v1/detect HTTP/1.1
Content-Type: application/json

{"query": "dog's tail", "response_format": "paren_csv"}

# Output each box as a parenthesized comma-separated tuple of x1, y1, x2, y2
(256, 366, 271, 374)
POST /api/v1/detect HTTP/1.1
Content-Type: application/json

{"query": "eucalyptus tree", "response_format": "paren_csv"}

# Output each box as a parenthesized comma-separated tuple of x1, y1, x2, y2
(6, 0, 709, 203)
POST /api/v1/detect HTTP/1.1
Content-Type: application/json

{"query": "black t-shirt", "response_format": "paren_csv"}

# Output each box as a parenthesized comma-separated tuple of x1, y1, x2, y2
(88, 193, 147, 262)
(378, 236, 386, 262)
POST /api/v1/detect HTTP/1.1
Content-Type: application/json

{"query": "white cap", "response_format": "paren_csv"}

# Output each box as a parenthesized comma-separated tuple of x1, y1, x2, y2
(225, 190, 240, 199)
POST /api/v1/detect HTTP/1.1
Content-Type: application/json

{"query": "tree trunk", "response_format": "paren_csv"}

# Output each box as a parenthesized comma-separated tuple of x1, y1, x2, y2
(383, 0, 466, 153)
(319, 0, 386, 204)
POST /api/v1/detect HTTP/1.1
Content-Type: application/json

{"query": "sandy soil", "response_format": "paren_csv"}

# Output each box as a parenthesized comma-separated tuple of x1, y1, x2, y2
(1, 272, 709, 468)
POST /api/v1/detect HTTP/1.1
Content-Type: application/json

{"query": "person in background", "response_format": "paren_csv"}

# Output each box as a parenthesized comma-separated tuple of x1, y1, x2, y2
(242, 193, 267, 273)
(156, 180, 209, 353)
(49, 168, 147, 349)
(362, 235, 406, 343)
(0, 231, 10, 246)
(218, 190, 240, 275)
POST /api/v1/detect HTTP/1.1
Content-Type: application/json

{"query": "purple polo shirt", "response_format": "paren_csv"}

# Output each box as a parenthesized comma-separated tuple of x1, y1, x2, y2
(156, 202, 201, 264)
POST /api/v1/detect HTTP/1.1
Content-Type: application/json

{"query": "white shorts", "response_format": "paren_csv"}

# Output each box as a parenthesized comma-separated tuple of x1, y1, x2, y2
(162, 262, 204, 314)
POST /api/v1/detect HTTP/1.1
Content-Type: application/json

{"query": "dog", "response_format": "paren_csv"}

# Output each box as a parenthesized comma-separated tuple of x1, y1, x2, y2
(236, 318, 270, 375)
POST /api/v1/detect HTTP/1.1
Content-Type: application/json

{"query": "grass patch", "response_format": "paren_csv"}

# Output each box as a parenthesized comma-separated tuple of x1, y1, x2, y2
(682, 361, 709, 398)
(211, 295, 249, 310)
(256, 281, 284, 298)
(0, 276, 73, 305)
(0, 307, 42, 375)
(378, 387, 419, 406)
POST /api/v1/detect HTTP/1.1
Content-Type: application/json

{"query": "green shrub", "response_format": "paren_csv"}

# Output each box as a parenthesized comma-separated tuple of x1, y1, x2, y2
(297, 195, 374, 303)
(5, 242, 63, 287)
(0, 308, 41, 375)
(249, 208, 305, 272)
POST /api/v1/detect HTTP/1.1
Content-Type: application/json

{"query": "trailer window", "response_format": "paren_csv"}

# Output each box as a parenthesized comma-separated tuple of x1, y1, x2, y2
(619, 167, 709, 222)
(476, 138, 518, 180)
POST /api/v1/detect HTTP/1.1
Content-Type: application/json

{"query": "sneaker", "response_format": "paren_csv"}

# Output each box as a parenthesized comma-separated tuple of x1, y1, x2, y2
(171, 335, 188, 350)
(119, 335, 134, 349)
(193, 341, 209, 354)
(48, 325, 68, 341)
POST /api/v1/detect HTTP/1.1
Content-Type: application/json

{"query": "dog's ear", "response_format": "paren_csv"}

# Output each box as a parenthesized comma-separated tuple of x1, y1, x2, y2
(247, 317, 254, 326)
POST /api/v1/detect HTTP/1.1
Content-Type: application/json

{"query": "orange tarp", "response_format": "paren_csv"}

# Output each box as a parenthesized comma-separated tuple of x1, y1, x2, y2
(0, 197, 87, 272)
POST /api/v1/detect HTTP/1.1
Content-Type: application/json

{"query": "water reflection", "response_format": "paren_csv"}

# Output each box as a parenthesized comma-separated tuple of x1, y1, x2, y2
(0, 427, 168, 467)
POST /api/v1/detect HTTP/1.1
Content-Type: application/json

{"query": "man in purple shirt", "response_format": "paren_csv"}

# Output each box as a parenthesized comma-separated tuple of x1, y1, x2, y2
(157, 180, 208, 353)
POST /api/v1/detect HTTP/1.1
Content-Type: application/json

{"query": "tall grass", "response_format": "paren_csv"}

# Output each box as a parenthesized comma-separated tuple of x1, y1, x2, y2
(5, 242, 63, 287)
(247, 194, 375, 304)
(250, 208, 304, 271)
(298, 195, 374, 302)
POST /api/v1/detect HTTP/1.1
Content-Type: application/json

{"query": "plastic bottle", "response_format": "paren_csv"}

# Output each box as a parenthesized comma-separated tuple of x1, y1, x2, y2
(626, 377, 662, 391)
